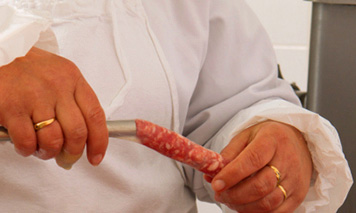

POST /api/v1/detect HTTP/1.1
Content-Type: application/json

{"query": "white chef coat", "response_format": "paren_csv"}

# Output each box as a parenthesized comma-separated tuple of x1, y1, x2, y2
(0, 0, 352, 213)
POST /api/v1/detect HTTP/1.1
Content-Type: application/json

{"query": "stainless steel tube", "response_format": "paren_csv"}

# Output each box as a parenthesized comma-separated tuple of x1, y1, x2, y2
(0, 120, 138, 142)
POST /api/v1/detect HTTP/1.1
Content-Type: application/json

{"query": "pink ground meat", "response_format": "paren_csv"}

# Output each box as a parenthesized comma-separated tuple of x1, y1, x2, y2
(135, 119, 229, 177)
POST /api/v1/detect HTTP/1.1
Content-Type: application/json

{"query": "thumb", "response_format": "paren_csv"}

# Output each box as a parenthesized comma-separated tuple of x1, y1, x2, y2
(55, 149, 83, 170)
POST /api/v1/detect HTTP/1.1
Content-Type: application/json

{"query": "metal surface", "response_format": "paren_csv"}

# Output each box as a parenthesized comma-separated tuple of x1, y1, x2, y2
(307, 2, 356, 212)
(0, 120, 138, 142)
(107, 120, 139, 142)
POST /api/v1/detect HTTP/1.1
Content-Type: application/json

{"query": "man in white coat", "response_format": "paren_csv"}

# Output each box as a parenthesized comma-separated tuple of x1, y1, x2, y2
(0, 0, 352, 212)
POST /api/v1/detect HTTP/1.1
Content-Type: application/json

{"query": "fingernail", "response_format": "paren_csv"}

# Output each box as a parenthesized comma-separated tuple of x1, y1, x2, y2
(91, 154, 103, 166)
(55, 156, 73, 170)
(60, 164, 73, 170)
(212, 180, 226, 192)
(55, 149, 82, 170)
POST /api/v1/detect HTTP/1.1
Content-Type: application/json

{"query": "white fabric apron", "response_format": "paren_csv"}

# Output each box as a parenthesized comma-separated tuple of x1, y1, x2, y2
(0, 0, 196, 212)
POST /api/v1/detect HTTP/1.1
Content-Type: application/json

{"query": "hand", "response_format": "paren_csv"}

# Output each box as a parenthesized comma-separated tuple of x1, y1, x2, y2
(209, 121, 312, 212)
(0, 47, 108, 169)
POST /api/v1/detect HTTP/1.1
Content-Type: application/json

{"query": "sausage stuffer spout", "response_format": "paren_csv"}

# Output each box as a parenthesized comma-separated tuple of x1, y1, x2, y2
(0, 120, 139, 143)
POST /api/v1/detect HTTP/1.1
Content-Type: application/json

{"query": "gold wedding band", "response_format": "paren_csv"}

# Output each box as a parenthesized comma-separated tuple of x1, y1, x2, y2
(278, 184, 287, 201)
(34, 118, 55, 131)
(269, 165, 281, 185)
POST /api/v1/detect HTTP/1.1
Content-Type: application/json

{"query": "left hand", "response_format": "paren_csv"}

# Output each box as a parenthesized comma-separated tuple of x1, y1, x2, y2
(208, 121, 312, 212)
(0, 47, 108, 168)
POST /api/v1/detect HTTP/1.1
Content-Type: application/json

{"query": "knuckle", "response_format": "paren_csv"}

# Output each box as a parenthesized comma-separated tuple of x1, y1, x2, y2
(62, 62, 82, 81)
(247, 149, 264, 169)
(67, 125, 88, 142)
(8, 110, 28, 120)
(265, 122, 288, 137)
(271, 124, 292, 143)
(86, 106, 105, 123)
(44, 137, 63, 151)
(259, 196, 274, 212)
(60, 58, 80, 74)
(252, 179, 270, 197)
(51, 60, 81, 88)
(270, 191, 283, 206)
(267, 173, 277, 188)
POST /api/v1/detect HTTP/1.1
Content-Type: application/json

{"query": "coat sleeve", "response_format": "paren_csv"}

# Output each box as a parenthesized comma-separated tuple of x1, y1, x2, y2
(0, 1, 57, 67)
(180, 1, 353, 212)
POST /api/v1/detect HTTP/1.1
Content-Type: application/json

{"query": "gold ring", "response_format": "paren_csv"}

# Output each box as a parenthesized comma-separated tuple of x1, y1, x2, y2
(269, 165, 281, 185)
(278, 184, 287, 201)
(34, 118, 55, 131)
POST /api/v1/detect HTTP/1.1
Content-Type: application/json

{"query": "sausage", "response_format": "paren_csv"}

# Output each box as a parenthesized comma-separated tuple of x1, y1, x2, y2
(135, 119, 228, 177)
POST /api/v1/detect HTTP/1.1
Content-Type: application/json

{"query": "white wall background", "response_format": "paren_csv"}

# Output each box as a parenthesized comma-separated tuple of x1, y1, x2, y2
(249, 0, 312, 92)
(196, 1, 312, 212)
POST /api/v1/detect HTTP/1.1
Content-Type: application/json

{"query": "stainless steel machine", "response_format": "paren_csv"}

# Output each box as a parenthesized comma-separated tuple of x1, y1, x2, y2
(307, 0, 356, 211)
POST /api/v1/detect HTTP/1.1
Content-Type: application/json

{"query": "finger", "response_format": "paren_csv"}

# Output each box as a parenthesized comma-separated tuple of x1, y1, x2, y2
(55, 94, 88, 169)
(212, 132, 277, 192)
(32, 103, 63, 160)
(6, 115, 37, 156)
(216, 166, 279, 205)
(75, 77, 108, 166)
(269, 164, 308, 213)
(271, 191, 301, 213)
(233, 184, 286, 213)
(204, 174, 213, 183)
(209, 129, 252, 187)
(220, 130, 251, 162)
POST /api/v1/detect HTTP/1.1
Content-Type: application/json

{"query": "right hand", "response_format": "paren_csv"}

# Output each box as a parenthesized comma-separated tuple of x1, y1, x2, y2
(0, 47, 108, 169)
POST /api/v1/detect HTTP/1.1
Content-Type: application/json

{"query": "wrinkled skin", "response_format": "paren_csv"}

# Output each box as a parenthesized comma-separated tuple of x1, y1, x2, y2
(0, 47, 108, 168)
(205, 121, 313, 212)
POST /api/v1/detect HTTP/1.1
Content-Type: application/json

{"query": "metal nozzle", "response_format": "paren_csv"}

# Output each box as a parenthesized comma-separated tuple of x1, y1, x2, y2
(0, 120, 138, 143)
